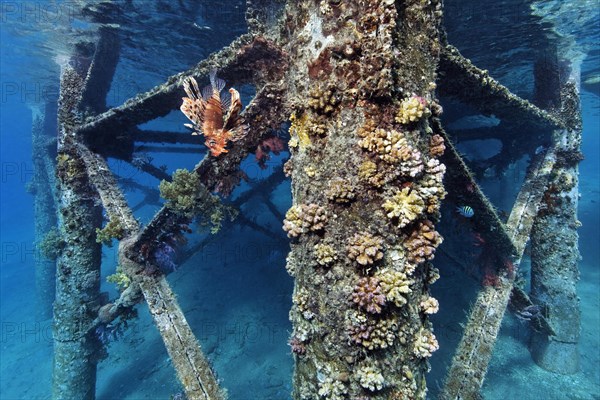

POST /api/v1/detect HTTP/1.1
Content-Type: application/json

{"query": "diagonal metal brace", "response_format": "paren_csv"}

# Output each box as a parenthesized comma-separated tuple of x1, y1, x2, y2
(440, 132, 560, 400)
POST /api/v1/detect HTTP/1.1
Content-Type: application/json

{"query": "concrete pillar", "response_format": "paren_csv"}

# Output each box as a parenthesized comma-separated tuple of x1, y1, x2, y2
(529, 70, 582, 374)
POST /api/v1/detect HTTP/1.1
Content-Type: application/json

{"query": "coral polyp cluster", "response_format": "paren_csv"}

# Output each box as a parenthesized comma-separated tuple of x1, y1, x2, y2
(293, 287, 315, 320)
(429, 133, 446, 157)
(417, 158, 447, 215)
(283, 203, 328, 238)
(308, 85, 341, 116)
(404, 220, 443, 264)
(382, 187, 425, 228)
(314, 242, 337, 266)
(159, 168, 200, 216)
(395, 95, 430, 124)
(317, 373, 346, 400)
(412, 327, 439, 358)
(348, 311, 398, 350)
(326, 177, 356, 203)
(347, 231, 385, 266)
(420, 296, 439, 314)
(356, 365, 385, 392)
(352, 277, 387, 314)
(358, 127, 424, 177)
(377, 268, 413, 308)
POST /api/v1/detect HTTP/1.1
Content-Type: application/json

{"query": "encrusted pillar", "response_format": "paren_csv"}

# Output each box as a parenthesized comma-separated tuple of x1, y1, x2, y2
(52, 52, 103, 400)
(529, 75, 582, 374)
(282, 1, 445, 398)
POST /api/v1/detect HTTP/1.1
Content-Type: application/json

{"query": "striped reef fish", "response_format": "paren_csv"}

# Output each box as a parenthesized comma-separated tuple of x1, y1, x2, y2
(456, 205, 474, 218)
(180, 70, 247, 156)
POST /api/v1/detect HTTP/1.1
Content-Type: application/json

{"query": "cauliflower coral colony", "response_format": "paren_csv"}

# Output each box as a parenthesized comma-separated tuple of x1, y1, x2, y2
(283, 92, 444, 396)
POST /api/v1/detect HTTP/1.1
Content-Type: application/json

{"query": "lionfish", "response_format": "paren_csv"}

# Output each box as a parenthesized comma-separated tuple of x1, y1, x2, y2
(180, 71, 247, 156)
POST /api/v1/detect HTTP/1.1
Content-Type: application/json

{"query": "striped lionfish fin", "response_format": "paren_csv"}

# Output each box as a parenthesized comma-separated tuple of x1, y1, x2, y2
(180, 77, 206, 130)
(224, 88, 243, 129)
(209, 69, 226, 93)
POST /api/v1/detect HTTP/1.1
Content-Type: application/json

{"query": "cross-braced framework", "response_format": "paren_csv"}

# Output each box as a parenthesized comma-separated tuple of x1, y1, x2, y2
(31, 1, 582, 399)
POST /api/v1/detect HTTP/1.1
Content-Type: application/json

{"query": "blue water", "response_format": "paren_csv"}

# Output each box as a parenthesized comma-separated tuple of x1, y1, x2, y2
(1, 1, 598, 399)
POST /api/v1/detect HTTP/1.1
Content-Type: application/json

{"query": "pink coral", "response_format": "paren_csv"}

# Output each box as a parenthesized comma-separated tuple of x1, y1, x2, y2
(288, 336, 306, 355)
(255, 136, 286, 169)
(404, 220, 443, 264)
(352, 277, 386, 314)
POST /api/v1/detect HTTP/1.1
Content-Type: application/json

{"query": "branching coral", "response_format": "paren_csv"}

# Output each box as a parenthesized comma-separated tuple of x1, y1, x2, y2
(404, 220, 443, 264)
(293, 287, 315, 320)
(317, 374, 347, 400)
(417, 158, 447, 215)
(356, 365, 385, 392)
(358, 128, 424, 177)
(160, 168, 228, 230)
(347, 231, 384, 266)
(429, 134, 445, 157)
(348, 311, 398, 350)
(395, 95, 430, 124)
(420, 296, 439, 314)
(427, 265, 441, 285)
(96, 218, 124, 246)
(159, 169, 200, 217)
(358, 160, 382, 187)
(314, 242, 337, 266)
(382, 187, 425, 228)
(412, 327, 439, 358)
(352, 277, 387, 314)
(106, 266, 131, 290)
(377, 268, 413, 307)
(283, 203, 328, 237)
(326, 177, 356, 203)
(308, 85, 341, 115)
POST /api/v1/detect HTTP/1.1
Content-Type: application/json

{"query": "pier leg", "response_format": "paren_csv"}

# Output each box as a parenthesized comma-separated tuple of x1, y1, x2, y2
(529, 76, 582, 374)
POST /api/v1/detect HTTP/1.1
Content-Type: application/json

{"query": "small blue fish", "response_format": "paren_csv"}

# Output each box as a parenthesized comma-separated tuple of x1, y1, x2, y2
(456, 205, 474, 218)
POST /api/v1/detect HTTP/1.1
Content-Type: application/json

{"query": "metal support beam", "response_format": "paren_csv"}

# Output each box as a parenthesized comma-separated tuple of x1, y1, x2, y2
(440, 134, 560, 400)
(438, 44, 564, 131)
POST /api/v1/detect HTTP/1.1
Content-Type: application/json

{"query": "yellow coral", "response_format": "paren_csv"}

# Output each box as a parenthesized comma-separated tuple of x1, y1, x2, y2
(314, 242, 337, 266)
(304, 165, 318, 177)
(289, 112, 311, 149)
(382, 187, 425, 228)
(308, 85, 340, 115)
(377, 268, 413, 307)
(326, 177, 355, 203)
(107, 267, 131, 290)
(293, 288, 314, 320)
(356, 365, 385, 392)
(396, 95, 430, 124)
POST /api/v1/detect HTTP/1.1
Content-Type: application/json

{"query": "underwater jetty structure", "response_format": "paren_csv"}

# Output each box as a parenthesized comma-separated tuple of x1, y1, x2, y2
(30, 1, 583, 399)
